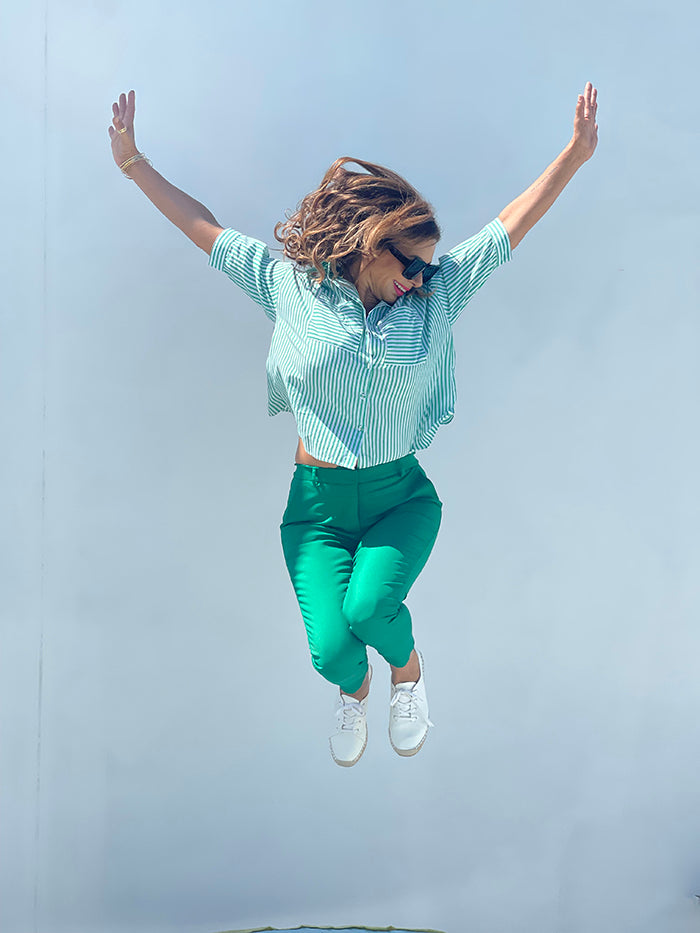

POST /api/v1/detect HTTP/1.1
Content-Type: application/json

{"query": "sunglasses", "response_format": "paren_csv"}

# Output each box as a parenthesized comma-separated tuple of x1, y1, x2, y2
(386, 244, 440, 284)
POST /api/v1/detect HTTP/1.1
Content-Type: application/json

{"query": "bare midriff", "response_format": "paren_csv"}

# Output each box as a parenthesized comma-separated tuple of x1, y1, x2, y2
(295, 436, 358, 470)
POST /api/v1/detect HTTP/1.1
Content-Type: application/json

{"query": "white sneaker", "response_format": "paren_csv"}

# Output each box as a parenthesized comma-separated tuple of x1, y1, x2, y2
(329, 665, 372, 767)
(389, 650, 433, 757)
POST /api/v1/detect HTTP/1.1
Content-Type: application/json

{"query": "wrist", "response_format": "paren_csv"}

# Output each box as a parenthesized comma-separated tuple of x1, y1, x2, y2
(114, 146, 138, 169)
(564, 139, 590, 167)
(119, 151, 152, 178)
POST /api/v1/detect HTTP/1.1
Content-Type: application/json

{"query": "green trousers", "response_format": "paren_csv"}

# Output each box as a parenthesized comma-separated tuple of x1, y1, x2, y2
(280, 453, 443, 694)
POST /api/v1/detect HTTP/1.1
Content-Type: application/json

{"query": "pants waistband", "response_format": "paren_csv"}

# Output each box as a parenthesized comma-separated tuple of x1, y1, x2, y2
(293, 453, 418, 485)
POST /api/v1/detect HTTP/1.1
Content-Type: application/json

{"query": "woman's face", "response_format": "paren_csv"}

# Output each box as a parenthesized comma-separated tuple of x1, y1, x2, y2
(350, 239, 438, 311)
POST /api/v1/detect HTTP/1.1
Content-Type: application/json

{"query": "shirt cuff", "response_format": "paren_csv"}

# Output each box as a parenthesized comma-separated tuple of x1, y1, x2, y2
(486, 217, 513, 265)
(208, 228, 240, 270)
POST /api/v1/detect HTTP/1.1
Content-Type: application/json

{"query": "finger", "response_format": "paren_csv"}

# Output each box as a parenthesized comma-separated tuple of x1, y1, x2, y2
(125, 89, 135, 125)
(119, 91, 126, 120)
(112, 114, 129, 138)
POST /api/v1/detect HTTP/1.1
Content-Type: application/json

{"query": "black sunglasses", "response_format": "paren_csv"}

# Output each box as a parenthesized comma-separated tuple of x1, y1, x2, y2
(386, 244, 440, 284)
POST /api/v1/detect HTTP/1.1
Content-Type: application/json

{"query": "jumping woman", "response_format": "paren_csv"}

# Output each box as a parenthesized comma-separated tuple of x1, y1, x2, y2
(108, 83, 598, 766)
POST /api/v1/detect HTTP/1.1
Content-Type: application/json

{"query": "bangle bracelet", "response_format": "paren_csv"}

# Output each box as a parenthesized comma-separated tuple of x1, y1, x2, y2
(120, 152, 152, 177)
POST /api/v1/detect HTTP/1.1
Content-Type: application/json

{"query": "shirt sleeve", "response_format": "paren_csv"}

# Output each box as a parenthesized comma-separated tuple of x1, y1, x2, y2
(436, 218, 512, 327)
(208, 228, 287, 323)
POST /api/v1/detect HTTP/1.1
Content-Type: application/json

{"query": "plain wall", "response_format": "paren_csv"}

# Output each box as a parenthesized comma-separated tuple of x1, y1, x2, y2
(2, 1, 699, 932)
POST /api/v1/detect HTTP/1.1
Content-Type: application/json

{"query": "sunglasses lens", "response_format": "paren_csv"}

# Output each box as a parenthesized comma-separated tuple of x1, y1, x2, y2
(401, 259, 424, 280)
(389, 245, 438, 284)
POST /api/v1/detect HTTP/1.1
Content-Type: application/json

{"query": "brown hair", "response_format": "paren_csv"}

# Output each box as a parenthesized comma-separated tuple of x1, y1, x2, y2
(274, 157, 440, 286)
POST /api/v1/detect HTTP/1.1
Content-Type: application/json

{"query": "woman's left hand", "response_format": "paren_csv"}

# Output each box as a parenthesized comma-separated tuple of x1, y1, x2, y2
(570, 81, 598, 162)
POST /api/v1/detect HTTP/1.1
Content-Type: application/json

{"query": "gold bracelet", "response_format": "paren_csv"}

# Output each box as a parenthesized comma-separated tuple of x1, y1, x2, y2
(120, 152, 152, 177)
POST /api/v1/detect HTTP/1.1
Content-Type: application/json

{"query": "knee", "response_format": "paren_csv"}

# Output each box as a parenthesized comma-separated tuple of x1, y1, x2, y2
(343, 590, 397, 641)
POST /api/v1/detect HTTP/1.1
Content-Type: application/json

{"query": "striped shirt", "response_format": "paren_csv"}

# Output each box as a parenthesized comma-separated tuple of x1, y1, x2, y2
(209, 218, 512, 468)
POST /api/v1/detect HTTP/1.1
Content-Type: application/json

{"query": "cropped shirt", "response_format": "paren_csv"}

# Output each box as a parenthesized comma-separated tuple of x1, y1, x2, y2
(209, 218, 512, 468)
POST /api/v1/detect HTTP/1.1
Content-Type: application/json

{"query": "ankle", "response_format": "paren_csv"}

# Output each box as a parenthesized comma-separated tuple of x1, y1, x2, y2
(390, 649, 420, 685)
(342, 671, 370, 701)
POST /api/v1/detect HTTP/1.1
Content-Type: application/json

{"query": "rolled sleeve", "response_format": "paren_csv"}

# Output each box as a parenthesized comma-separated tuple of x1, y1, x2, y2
(209, 228, 286, 322)
(437, 218, 512, 327)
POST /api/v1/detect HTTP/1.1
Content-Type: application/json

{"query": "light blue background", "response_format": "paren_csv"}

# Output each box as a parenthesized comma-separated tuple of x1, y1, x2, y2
(2, 1, 699, 932)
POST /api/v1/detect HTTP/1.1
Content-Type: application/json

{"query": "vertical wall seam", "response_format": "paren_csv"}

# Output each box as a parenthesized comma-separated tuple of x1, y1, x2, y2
(33, 1, 49, 931)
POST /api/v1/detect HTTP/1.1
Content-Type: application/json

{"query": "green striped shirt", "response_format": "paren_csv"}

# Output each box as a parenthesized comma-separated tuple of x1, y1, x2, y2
(209, 219, 512, 468)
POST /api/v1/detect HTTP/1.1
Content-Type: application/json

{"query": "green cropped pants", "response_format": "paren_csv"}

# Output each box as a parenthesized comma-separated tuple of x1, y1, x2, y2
(279, 453, 443, 694)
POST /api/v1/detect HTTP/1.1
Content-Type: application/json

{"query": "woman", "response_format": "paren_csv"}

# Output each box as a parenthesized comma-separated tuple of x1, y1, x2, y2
(108, 83, 598, 766)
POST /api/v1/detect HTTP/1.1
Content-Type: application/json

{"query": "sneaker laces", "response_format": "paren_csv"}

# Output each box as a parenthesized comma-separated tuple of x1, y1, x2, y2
(390, 685, 434, 727)
(336, 698, 365, 733)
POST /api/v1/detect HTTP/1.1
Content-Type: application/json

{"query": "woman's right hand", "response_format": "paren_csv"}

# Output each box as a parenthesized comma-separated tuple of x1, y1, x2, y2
(108, 90, 139, 169)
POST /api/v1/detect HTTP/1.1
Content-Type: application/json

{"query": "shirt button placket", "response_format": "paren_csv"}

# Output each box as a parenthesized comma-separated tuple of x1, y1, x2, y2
(358, 317, 375, 433)
(359, 356, 372, 432)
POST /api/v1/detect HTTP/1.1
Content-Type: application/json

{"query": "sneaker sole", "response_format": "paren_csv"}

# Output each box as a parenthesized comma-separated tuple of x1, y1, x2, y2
(330, 729, 368, 767)
(389, 727, 428, 757)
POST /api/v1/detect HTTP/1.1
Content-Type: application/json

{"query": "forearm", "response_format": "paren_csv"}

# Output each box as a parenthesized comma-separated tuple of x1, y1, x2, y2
(125, 158, 221, 251)
(498, 142, 587, 250)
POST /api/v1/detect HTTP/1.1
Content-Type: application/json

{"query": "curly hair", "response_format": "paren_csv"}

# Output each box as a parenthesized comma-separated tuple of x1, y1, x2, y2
(274, 157, 440, 286)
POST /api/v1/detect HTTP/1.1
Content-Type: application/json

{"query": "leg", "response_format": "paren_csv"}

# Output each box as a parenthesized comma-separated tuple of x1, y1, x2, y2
(342, 491, 442, 669)
(280, 521, 369, 695)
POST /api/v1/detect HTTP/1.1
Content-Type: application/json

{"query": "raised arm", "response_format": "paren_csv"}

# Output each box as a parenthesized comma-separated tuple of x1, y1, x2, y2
(498, 82, 598, 250)
(108, 90, 224, 254)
